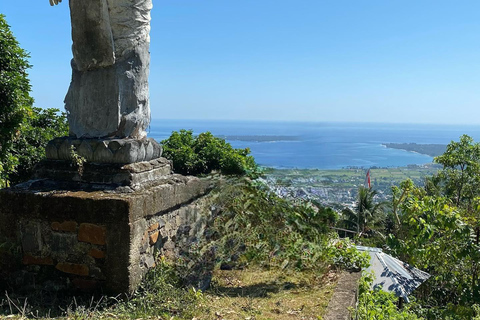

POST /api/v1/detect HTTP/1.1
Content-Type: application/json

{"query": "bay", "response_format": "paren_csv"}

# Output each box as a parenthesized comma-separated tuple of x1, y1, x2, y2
(148, 119, 480, 169)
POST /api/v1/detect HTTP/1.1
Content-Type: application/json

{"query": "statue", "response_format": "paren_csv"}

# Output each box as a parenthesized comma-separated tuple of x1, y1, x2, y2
(47, 0, 162, 164)
(50, 0, 152, 140)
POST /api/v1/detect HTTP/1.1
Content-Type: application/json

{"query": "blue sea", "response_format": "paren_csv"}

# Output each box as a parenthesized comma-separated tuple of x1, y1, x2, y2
(148, 119, 480, 169)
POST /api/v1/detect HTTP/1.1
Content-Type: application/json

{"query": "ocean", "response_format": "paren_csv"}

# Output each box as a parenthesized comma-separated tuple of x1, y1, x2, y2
(148, 119, 480, 169)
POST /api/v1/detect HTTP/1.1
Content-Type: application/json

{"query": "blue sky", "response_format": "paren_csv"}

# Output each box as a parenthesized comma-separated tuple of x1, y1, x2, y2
(2, 1, 480, 124)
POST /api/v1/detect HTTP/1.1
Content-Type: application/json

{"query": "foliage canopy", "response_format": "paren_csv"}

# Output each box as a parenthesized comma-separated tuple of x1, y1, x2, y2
(355, 273, 422, 320)
(0, 15, 68, 186)
(211, 178, 368, 272)
(0, 14, 34, 185)
(9, 107, 68, 184)
(161, 129, 257, 175)
(433, 134, 480, 207)
(340, 186, 387, 238)
(385, 135, 480, 319)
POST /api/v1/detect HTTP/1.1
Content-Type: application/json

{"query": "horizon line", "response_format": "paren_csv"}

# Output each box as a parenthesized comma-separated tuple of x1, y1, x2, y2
(150, 118, 480, 127)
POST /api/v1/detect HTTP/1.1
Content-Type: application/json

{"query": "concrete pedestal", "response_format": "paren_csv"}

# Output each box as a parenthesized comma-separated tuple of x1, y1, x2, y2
(45, 137, 162, 164)
(0, 158, 214, 293)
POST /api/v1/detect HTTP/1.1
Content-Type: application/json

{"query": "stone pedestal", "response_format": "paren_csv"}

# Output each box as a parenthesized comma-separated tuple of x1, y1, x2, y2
(45, 137, 162, 164)
(31, 157, 172, 191)
(0, 159, 215, 294)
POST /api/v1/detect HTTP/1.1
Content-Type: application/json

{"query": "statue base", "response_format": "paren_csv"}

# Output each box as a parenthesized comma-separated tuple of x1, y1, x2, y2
(30, 157, 172, 191)
(45, 137, 162, 164)
(0, 160, 215, 294)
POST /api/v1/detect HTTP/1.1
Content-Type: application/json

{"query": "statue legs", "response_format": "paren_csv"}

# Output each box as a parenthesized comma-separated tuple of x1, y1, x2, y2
(65, 0, 151, 140)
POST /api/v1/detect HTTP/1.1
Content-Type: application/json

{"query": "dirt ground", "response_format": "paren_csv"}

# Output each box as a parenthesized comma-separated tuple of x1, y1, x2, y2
(202, 268, 339, 320)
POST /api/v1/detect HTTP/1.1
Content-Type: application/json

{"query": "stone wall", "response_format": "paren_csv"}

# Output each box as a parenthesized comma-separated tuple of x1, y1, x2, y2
(0, 172, 215, 294)
(132, 194, 215, 290)
(323, 271, 361, 320)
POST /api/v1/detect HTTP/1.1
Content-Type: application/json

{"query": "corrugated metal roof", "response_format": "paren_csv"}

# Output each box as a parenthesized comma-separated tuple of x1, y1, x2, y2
(356, 246, 430, 302)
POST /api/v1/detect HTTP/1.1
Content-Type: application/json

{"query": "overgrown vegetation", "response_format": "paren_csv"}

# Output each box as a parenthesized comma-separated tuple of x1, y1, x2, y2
(11, 10, 480, 318)
(0, 257, 204, 319)
(339, 186, 387, 239)
(0, 15, 69, 187)
(210, 178, 368, 273)
(355, 273, 422, 320)
(161, 129, 257, 175)
(0, 14, 34, 187)
(344, 134, 480, 319)
(388, 135, 480, 319)
(9, 107, 68, 184)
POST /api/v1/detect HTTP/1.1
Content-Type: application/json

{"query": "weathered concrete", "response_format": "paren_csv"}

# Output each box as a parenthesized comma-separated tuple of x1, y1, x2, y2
(45, 137, 162, 164)
(323, 271, 361, 320)
(63, 0, 152, 139)
(33, 157, 171, 191)
(0, 173, 215, 294)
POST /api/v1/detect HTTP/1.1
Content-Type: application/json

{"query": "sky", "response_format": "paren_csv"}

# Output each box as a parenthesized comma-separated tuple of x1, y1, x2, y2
(2, 1, 480, 124)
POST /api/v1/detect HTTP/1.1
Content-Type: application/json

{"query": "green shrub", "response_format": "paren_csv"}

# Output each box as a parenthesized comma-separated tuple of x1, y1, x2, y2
(9, 107, 68, 184)
(210, 178, 368, 272)
(354, 273, 423, 320)
(328, 238, 370, 271)
(161, 130, 257, 175)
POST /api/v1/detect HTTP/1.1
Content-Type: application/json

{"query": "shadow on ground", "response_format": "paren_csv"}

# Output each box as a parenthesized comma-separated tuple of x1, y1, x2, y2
(209, 280, 298, 298)
(0, 290, 112, 318)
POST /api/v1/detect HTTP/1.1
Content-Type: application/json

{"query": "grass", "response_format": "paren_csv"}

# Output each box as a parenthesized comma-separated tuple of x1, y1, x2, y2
(0, 257, 203, 319)
(202, 267, 338, 320)
(0, 263, 339, 320)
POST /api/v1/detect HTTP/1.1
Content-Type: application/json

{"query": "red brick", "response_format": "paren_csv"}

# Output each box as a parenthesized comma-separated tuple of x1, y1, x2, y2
(51, 221, 78, 232)
(56, 262, 89, 276)
(89, 248, 106, 259)
(149, 230, 159, 245)
(148, 222, 159, 232)
(22, 254, 54, 265)
(72, 278, 99, 291)
(78, 223, 106, 245)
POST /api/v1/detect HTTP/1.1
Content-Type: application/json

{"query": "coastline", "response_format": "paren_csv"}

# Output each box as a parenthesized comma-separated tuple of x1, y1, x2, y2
(149, 119, 473, 169)
(382, 143, 446, 157)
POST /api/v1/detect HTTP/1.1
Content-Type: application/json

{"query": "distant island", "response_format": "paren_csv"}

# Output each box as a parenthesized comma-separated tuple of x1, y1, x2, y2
(218, 135, 300, 142)
(383, 143, 446, 157)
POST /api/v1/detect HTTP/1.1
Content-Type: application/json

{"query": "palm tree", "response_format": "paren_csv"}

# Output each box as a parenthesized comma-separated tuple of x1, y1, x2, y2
(340, 186, 386, 237)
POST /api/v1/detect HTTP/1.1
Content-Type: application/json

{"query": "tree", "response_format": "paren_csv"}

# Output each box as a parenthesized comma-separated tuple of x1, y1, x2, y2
(391, 179, 414, 230)
(340, 186, 386, 237)
(0, 14, 34, 186)
(433, 134, 480, 207)
(385, 135, 480, 318)
(387, 187, 480, 317)
(0, 15, 69, 186)
(9, 107, 68, 184)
